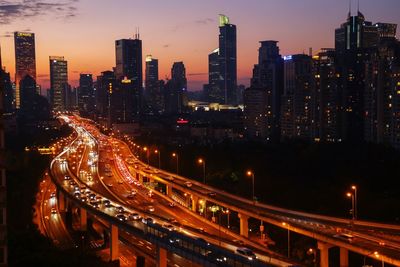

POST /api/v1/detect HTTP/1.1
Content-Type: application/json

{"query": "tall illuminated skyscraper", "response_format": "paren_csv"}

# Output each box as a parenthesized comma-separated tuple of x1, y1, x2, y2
(14, 31, 36, 109)
(49, 56, 68, 112)
(218, 14, 237, 105)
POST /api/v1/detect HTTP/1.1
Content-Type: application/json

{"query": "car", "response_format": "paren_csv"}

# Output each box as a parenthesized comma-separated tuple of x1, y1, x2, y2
(207, 192, 216, 197)
(206, 251, 227, 263)
(233, 239, 245, 246)
(131, 189, 137, 195)
(50, 192, 56, 198)
(129, 213, 141, 220)
(184, 181, 193, 187)
(91, 202, 100, 209)
(147, 206, 155, 212)
(147, 190, 153, 197)
(236, 247, 257, 260)
(64, 175, 71, 180)
(126, 194, 135, 199)
(162, 224, 175, 231)
(51, 208, 57, 214)
(142, 217, 154, 224)
(69, 180, 76, 186)
(80, 196, 88, 202)
(117, 180, 123, 184)
(107, 183, 113, 187)
(169, 202, 176, 208)
(103, 200, 112, 207)
(89, 193, 96, 200)
(116, 214, 127, 221)
(115, 206, 124, 213)
(195, 237, 210, 246)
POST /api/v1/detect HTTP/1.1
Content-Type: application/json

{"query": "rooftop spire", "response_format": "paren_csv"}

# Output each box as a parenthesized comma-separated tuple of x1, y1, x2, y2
(348, 0, 352, 18)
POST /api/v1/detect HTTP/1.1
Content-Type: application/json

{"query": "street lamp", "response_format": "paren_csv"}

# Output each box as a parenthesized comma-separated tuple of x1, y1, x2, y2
(364, 251, 384, 267)
(222, 208, 230, 228)
(154, 149, 161, 169)
(282, 222, 290, 258)
(172, 153, 179, 175)
(307, 248, 317, 267)
(246, 170, 255, 203)
(346, 192, 355, 220)
(198, 158, 206, 184)
(143, 147, 150, 166)
(351, 185, 358, 220)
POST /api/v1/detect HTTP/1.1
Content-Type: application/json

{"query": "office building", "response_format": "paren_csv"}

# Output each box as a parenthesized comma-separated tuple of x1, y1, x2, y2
(165, 62, 187, 114)
(218, 15, 237, 105)
(14, 32, 36, 109)
(280, 54, 314, 140)
(312, 49, 340, 142)
(49, 56, 68, 112)
(78, 74, 94, 115)
(145, 55, 163, 113)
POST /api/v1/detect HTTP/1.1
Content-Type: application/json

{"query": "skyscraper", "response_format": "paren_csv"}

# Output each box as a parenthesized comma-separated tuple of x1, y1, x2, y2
(14, 32, 36, 109)
(165, 62, 187, 114)
(206, 48, 223, 103)
(0, 42, 7, 267)
(312, 49, 340, 142)
(115, 36, 143, 116)
(248, 41, 284, 141)
(280, 54, 314, 140)
(49, 56, 68, 112)
(335, 10, 380, 141)
(218, 14, 237, 105)
(145, 55, 163, 113)
(78, 74, 94, 115)
(115, 36, 142, 87)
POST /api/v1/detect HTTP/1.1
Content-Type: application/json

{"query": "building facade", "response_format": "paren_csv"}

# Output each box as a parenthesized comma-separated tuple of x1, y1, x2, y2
(49, 56, 68, 112)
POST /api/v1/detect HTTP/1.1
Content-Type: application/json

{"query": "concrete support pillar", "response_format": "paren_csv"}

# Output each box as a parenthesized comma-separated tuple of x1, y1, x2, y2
(238, 213, 249, 238)
(340, 247, 349, 267)
(138, 174, 143, 183)
(318, 241, 332, 267)
(191, 195, 199, 212)
(166, 184, 172, 197)
(57, 190, 65, 212)
(110, 224, 119, 262)
(80, 208, 87, 231)
(156, 246, 167, 267)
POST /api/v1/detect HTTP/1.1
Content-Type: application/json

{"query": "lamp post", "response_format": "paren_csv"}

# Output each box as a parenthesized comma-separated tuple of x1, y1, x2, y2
(154, 149, 161, 169)
(172, 153, 179, 175)
(364, 251, 384, 267)
(307, 248, 317, 267)
(282, 222, 290, 258)
(198, 158, 206, 184)
(222, 208, 230, 228)
(351, 185, 358, 220)
(143, 147, 149, 166)
(246, 170, 255, 204)
(346, 192, 355, 220)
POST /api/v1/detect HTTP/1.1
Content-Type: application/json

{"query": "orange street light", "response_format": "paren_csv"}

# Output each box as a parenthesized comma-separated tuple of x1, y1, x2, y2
(154, 149, 161, 168)
(246, 170, 255, 203)
(172, 153, 179, 174)
(197, 158, 206, 184)
(282, 222, 290, 258)
(346, 192, 355, 220)
(351, 185, 358, 219)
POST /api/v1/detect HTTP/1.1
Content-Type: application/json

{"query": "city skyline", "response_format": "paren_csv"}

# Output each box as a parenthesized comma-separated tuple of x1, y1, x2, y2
(1, 0, 400, 92)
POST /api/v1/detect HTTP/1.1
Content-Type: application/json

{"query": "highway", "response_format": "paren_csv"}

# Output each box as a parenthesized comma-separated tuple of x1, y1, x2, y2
(50, 116, 282, 266)
(53, 114, 400, 266)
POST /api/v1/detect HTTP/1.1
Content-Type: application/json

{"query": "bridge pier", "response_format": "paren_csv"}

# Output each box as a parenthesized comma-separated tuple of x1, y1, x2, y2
(166, 184, 172, 197)
(138, 173, 143, 183)
(318, 241, 332, 267)
(80, 208, 87, 231)
(340, 247, 349, 267)
(110, 224, 119, 262)
(57, 190, 66, 212)
(191, 195, 198, 212)
(238, 213, 249, 238)
(156, 246, 167, 267)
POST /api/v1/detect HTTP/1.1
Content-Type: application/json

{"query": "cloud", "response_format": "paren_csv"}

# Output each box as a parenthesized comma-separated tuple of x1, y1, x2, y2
(0, 0, 79, 25)
(163, 44, 170, 48)
(195, 18, 214, 25)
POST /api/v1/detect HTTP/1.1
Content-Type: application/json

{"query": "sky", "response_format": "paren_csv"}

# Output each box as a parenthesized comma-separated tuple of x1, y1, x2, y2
(1, 0, 400, 92)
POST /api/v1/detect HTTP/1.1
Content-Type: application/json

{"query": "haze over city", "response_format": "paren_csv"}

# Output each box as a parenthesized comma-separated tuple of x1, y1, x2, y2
(1, 0, 399, 91)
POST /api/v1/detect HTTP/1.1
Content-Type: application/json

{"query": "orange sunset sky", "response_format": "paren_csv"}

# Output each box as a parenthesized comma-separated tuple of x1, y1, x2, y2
(1, 0, 399, 92)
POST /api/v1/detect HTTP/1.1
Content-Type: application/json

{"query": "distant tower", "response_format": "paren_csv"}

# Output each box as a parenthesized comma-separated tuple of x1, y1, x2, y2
(14, 31, 36, 109)
(218, 14, 237, 105)
(49, 56, 68, 111)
